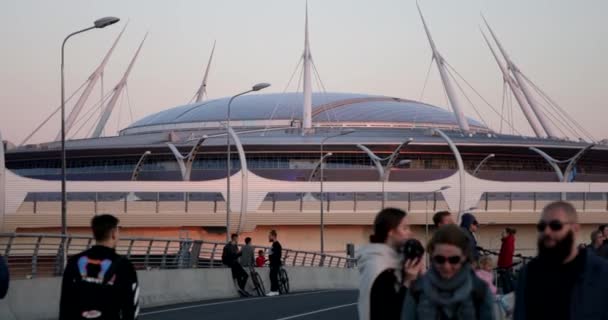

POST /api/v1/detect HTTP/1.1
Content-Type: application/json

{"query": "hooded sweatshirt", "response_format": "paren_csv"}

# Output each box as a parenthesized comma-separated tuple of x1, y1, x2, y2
(460, 213, 480, 261)
(357, 243, 403, 320)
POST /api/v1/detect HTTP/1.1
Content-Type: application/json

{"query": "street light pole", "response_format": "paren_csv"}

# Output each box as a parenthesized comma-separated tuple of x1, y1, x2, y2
(472, 154, 495, 177)
(425, 186, 451, 243)
(225, 83, 270, 242)
(319, 130, 354, 253)
(382, 159, 411, 208)
(60, 17, 119, 272)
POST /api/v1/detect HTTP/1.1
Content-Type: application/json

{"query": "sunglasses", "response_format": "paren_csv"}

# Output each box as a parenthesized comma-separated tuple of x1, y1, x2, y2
(536, 220, 569, 232)
(432, 255, 462, 265)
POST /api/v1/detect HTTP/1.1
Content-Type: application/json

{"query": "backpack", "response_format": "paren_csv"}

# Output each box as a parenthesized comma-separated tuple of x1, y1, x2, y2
(410, 272, 488, 320)
(72, 255, 124, 318)
(0, 255, 8, 299)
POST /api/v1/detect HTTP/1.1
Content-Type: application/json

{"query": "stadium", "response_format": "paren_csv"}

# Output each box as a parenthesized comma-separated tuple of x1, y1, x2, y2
(1, 6, 607, 255)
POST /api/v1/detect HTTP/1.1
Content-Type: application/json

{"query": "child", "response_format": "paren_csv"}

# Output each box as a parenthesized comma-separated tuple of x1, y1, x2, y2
(255, 250, 266, 267)
(475, 255, 497, 295)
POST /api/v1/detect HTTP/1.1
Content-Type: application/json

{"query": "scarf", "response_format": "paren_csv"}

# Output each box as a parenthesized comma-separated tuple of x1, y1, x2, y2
(356, 243, 402, 320)
(417, 264, 476, 320)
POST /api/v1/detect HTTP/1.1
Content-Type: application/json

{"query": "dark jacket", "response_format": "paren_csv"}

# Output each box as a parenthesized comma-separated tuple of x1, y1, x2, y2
(597, 240, 608, 259)
(370, 269, 407, 320)
(514, 250, 608, 320)
(222, 243, 241, 267)
(460, 213, 480, 261)
(0, 255, 8, 299)
(269, 241, 282, 267)
(59, 245, 139, 320)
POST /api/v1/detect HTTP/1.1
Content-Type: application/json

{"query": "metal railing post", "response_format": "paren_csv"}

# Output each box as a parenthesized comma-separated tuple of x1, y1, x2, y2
(126, 239, 135, 259)
(293, 251, 299, 267)
(32, 236, 43, 278)
(190, 241, 202, 268)
(144, 240, 153, 269)
(160, 241, 170, 269)
(209, 243, 219, 268)
(4, 235, 14, 256)
(302, 253, 307, 266)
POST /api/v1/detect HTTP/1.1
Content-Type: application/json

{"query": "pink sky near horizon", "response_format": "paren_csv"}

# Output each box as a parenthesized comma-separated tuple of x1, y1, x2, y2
(1, 0, 606, 144)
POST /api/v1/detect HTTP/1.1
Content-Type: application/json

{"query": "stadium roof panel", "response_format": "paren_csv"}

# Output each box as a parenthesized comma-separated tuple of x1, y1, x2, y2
(125, 92, 487, 131)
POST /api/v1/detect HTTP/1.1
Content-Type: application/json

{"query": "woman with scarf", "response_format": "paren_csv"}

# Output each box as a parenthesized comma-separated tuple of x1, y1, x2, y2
(357, 208, 424, 320)
(402, 224, 495, 320)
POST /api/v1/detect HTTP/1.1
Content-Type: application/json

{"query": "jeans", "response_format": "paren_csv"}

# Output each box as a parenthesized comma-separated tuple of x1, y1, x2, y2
(230, 264, 249, 290)
(269, 265, 280, 292)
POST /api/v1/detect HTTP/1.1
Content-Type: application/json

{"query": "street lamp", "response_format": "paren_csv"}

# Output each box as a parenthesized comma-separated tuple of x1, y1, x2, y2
(425, 186, 451, 243)
(320, 130, 355, 253)
(472, 154, 495, 177)
(60, 16, 119, 270)
(382, 159, 411, 208)
(226, 83, 270, 241)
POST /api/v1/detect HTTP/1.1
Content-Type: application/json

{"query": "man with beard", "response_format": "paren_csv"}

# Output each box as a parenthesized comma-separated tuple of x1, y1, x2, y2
(513, 201, 608, 320)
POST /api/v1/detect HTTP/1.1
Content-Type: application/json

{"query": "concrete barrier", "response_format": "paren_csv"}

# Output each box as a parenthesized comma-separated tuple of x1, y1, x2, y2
(0, 267, 358, 320)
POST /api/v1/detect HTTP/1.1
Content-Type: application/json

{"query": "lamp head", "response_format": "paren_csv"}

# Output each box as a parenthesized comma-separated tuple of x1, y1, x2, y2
(252, 83, 271, 91)
(94, 17, 120, 28)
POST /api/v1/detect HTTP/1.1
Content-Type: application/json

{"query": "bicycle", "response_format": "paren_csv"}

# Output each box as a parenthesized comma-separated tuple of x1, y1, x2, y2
(248, 266, 266, 297)
(278, 267, 290, 294)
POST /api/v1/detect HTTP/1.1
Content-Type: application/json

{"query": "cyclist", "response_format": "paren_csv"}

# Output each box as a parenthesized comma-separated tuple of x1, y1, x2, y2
(267, 230, 282, 296)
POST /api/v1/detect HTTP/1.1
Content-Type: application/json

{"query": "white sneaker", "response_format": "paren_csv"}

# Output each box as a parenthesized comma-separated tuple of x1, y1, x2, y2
(266, 291, 280, 297)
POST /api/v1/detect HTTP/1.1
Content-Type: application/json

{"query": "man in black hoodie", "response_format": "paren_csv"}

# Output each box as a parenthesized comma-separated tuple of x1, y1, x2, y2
(222, 233, 248, 292)
(59, 214, 139, 320)
(267, 230, 282, 296)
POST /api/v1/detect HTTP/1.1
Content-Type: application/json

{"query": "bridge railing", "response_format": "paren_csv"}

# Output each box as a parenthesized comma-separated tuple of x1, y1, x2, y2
(0, 233, 356, 279)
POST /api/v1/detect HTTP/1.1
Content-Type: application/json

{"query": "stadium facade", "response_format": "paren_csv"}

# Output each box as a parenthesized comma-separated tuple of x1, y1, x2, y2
(1, 5, 606, 254)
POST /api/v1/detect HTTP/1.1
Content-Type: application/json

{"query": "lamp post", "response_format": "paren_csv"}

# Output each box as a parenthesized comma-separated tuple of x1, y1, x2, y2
(382, 159, 411, 208)
(226, 83, 270, 241)
(472, 154, 495, 177)
(319, 130, 355, 253)
(425, 186, 451, 243)
(60, 16, 119, 271)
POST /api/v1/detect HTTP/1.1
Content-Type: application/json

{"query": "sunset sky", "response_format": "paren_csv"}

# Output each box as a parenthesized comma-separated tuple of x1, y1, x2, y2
(1, 0, 606, 144)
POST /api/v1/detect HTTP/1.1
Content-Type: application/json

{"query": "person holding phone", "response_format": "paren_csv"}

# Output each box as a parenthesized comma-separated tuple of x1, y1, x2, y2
(357, 208, 424, 320)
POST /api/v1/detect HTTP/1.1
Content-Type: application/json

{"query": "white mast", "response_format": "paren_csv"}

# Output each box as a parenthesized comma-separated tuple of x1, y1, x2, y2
(480, 30, 545, 138)
(58, 23, 127, 141)
(92, 33, 147, 138)
(482, 17, 558, 139)
(302, 1, 313, 133)
(194, 40, 216, 103)
(417, 2, 470, 133)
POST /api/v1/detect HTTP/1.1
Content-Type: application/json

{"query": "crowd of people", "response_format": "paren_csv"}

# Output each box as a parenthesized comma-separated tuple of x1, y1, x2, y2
(48, 213, 282, 319)
(1, 199, 608, 319)
(357, 201, 608, 320)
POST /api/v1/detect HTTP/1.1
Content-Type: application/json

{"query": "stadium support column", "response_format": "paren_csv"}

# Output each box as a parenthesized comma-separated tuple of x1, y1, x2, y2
(194, 41, 216, 103)
(417, 3, 470, 133)
(302, 2, 313, 134)
(432, 129, 465, 221)
(482, 16, 557, 138)
(480, 30, 544, 138)
(92, 33, 147, 138)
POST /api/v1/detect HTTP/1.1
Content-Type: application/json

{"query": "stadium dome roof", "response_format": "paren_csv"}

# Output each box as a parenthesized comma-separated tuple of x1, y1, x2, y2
(123, 92, 487, 134)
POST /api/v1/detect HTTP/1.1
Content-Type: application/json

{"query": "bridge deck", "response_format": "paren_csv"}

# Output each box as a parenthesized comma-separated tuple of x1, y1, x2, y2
(141, 290, 358, 320)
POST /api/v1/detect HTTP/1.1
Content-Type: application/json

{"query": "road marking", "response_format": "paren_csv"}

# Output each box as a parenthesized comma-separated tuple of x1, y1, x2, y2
(140, 290, 333, 316)
(272, 302, 357, 320)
